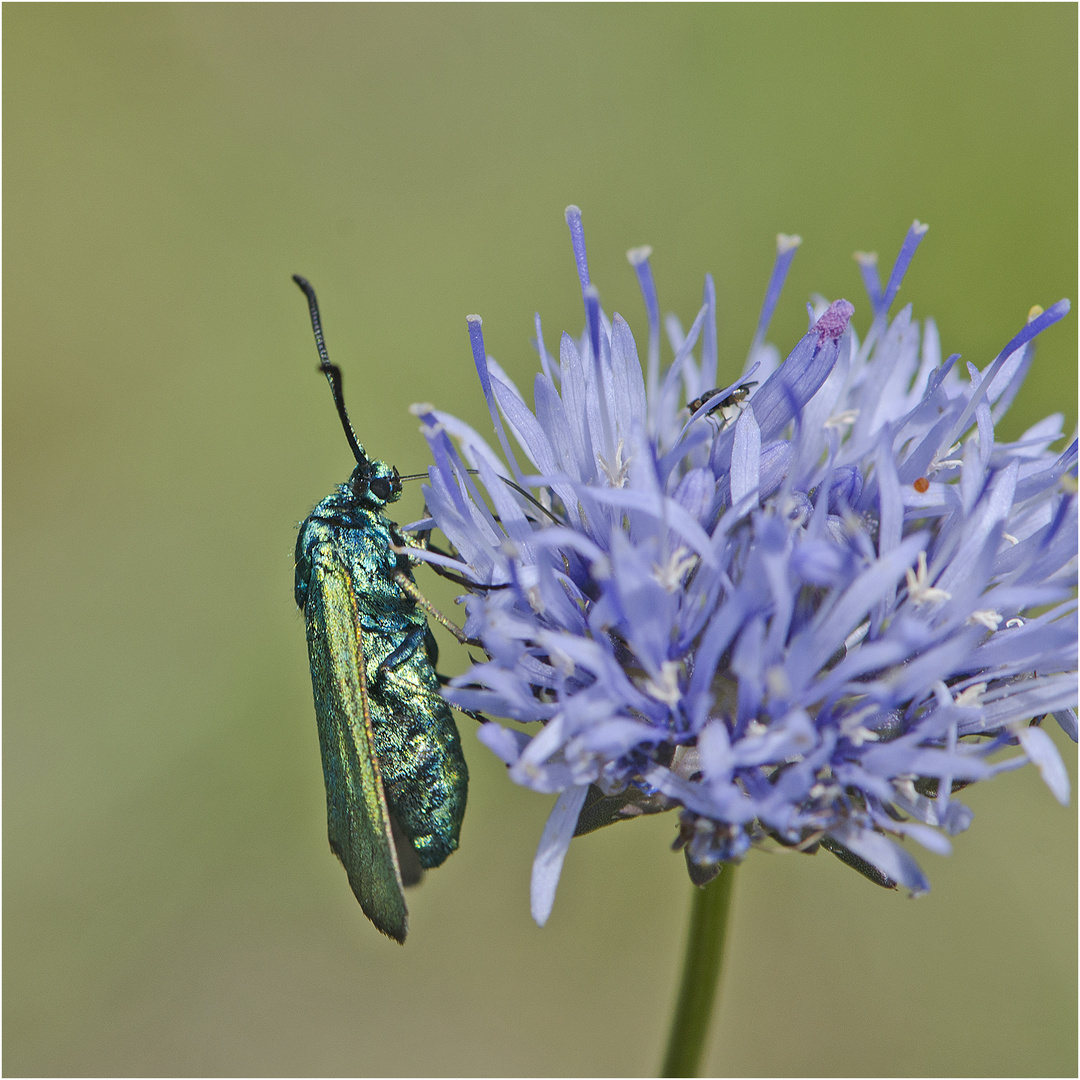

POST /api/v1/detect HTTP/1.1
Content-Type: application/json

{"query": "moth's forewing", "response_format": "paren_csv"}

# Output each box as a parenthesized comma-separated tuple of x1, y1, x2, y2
(305, 557, 409, 942)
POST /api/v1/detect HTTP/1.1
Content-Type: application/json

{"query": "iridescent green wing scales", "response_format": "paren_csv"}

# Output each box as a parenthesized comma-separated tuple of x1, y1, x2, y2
(305, 557, 409, 943)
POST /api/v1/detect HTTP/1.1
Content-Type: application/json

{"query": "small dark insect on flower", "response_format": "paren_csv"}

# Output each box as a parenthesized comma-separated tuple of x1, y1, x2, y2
(686, 382, 757, 425)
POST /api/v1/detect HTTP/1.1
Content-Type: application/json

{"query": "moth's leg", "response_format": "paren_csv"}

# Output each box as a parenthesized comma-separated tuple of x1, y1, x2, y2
(376, 623, 428, 679)
(397, 533, 434, 557)
(396, 535, 507, 592)
(434, 672, 490, 725)
(392, 571, 475, 646)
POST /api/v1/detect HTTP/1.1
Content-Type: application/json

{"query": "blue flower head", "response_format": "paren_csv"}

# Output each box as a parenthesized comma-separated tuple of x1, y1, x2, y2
(408, 207, 1077, 924)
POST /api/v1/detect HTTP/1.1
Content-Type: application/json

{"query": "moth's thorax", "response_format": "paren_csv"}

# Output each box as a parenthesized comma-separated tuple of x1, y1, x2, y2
(293, 469, 407, 611)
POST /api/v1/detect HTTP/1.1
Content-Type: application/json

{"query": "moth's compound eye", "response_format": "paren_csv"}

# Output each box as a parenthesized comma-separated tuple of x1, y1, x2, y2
(369, 477, 393, 502)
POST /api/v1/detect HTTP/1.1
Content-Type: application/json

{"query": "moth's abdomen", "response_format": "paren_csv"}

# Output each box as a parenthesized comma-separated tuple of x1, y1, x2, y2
(372, 659, 468, 869)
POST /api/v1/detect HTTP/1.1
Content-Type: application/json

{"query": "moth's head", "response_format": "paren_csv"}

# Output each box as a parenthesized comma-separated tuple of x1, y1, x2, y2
(350, 459, 402, 507)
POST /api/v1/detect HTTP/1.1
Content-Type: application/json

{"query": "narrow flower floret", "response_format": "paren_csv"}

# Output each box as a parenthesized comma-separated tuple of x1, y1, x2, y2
(409, 209, 1077, 923)
(905, 551, 952, 606)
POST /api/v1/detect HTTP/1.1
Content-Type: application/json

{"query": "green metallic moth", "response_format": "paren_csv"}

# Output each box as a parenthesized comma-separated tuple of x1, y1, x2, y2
(292, 275, 468, 943)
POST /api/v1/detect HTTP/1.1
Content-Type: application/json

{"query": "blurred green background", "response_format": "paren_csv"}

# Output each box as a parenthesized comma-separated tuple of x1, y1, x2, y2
(5, 5, 1076, 1076)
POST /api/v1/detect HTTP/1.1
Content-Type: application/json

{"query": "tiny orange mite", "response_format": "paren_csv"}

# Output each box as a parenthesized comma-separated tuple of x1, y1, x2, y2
(913, 477, 930, 493)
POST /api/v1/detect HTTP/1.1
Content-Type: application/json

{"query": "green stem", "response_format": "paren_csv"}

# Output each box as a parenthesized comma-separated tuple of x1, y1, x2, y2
(659, 864, 738, 1078)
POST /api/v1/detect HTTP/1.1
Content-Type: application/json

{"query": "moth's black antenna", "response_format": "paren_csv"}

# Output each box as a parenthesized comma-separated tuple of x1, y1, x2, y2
(293, 274, 367, 468)
(399, 469, 562, 526)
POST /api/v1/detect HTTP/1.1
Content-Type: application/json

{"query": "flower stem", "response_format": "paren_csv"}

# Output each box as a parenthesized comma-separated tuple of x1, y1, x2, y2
(659, 864, 738, 1077)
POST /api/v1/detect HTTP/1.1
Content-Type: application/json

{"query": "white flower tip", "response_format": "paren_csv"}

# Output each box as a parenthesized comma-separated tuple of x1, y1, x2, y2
(564, 204, 581, 224)
(952, 682, 987, 707)
(466, 313, 482, 326)
(777, 233, 802, 253)
(627, 245, 653, 266)
(409, 402, 434, 417)
(911, 220, 929, 236)
(765, 666, 791, 699)
(906, 550, 952, 606)
(643, 660, 683, 706)
(584, 283, 601, 301)
(853, 251, 878, 267)
(966, 610, 1002, 631)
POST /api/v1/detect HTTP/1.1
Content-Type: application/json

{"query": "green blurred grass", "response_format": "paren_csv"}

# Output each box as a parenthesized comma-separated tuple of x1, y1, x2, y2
(4, 5, 1076, 1076)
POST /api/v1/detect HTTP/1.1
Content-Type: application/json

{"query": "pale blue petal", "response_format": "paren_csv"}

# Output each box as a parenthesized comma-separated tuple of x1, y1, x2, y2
(531, 784, 589, 926)
(1017, 726, 1070, 805)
